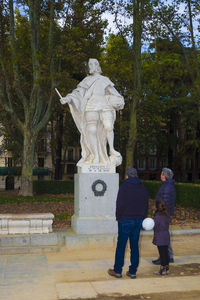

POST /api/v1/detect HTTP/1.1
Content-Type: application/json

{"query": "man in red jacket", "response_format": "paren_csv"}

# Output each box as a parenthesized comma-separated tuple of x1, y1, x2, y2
(108, 168, 149, 279)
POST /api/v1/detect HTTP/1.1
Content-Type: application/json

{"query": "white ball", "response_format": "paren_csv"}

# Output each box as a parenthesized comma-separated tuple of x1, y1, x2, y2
(142, 218, 155, 230)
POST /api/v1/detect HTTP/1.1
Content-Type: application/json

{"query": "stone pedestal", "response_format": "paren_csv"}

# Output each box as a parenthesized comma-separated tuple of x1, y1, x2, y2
(71, 172, 118, 234)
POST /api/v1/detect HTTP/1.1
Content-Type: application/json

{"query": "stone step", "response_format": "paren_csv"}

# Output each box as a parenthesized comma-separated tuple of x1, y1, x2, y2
(1, 228, 200, 255)
(1, 228, 200, 248)
(0, 231, 67, 254)
(0, 245, 61, 255)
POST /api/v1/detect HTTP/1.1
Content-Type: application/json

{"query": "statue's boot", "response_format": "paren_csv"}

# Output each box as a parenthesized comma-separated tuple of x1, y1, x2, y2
(110, 149, 121, 157)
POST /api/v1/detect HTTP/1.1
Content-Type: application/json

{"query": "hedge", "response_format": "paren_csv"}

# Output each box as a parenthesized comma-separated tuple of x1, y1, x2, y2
(33, 180, 74, 194)
(142, 180, 161, 199)
(142, 180, 200, 209)
(0, 194, 73, 204)
(0, 167, 50, 176)
(33, 179, 200, 209)
(175, 182, 200, 209)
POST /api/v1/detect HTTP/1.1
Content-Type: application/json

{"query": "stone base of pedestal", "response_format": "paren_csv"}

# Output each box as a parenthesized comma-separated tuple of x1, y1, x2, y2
(72, 173, 118, 234)
(71, 215, 117, 234)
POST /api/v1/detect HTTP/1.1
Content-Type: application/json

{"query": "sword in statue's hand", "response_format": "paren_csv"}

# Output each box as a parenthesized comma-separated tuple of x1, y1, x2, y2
(55, 88, 62, 99)
(55, 88, 69, 104)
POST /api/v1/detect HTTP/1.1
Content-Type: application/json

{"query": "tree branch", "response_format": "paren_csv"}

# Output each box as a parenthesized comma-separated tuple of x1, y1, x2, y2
(35, 0, 56, 134)
(158, 11, 197, 87)
(0, 51, 23, 133)
(8, 0, 28, 112)
(35, 90, 55, 135)
(28, 0, 40, 84)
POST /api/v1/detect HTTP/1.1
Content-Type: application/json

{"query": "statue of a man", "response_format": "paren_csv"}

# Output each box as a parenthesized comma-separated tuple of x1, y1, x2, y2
(60, 58, 124, 167)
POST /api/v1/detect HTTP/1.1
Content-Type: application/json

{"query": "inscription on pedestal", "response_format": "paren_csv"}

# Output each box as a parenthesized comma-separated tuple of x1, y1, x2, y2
(78, 164, 116, 174)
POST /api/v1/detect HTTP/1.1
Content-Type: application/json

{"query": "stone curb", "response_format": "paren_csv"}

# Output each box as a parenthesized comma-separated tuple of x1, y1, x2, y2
(64, 228, 200, 249)
(0, 228, 200, 254)
(56, 275, 200, 299)
(141, 228, 200, 235)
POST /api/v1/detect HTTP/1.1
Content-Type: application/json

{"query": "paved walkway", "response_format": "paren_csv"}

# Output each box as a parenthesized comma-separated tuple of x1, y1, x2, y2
(0, 232, 200, 300)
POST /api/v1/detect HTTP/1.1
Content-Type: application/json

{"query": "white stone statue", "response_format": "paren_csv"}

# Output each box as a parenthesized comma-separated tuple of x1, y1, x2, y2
(59, 58, 124, 167)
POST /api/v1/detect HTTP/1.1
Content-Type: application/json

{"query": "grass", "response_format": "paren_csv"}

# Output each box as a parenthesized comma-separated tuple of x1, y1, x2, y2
(54, 213, 71, 220)
(0, 191, 74, 204)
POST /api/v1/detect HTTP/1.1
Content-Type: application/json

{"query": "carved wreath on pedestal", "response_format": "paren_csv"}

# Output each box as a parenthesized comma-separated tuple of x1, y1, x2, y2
(92, 180, 107, 196)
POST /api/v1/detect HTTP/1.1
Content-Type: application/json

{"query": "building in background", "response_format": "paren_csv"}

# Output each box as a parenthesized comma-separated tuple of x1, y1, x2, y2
(0, 130, 199, 190)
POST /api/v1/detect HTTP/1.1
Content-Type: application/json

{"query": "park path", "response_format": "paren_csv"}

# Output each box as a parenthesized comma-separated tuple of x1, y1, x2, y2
(0, 232, 200, 300)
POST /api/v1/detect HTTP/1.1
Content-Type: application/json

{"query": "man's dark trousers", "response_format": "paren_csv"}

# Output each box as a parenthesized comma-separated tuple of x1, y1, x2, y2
(114, 218, 143, 275)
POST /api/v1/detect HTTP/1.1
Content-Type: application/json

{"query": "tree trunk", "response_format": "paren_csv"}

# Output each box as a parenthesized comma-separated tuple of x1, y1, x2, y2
(180, 156, 187, 182)
(168, 147, 173, 170)
(194, 149, 199, 183)
(125, 0, 143, 170)
(19, 129, 36, 196)
(54, 113, 63, 180)
(126, 100, 137, 168)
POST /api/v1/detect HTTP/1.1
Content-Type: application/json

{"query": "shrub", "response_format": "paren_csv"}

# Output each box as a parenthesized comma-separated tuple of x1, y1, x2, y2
(142, 180, 200, 209)
(175, 182, 200, 209)
(142, 180, 161, 199)
(33, 180, 74, 194)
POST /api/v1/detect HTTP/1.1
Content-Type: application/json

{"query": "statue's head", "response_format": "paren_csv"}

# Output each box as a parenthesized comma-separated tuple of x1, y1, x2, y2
(88, 58, 102, 75)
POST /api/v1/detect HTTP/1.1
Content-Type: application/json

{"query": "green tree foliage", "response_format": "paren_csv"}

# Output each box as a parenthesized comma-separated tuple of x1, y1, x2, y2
(101, 34, 134, 175)
(140, 38, 197, 180)
(0, 0, 57, 195)
(0, 0, 107, 186)
(50, 0, 107, 179)
(102, 0, 157, 170)
(103, 0, 200, 181)
(0, 0, 199, 185)
(102, 1, 199, 182)
(56, 0, 107, 90)
(150, 0, 200, 181)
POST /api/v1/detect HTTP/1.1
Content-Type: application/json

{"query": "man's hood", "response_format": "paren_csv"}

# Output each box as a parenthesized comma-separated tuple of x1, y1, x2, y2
(125, 177, 141, 184)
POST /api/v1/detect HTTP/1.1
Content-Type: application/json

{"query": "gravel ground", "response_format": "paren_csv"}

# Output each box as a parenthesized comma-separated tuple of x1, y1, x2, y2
(0, 195, 199, 229)
(80, 291, 200, 300)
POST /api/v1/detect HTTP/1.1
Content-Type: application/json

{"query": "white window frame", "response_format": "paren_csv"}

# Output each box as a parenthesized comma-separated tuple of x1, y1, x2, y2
(149, 145, 157, 155)
(149, 158, 156, 170)
(137, 158, 146, 170)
